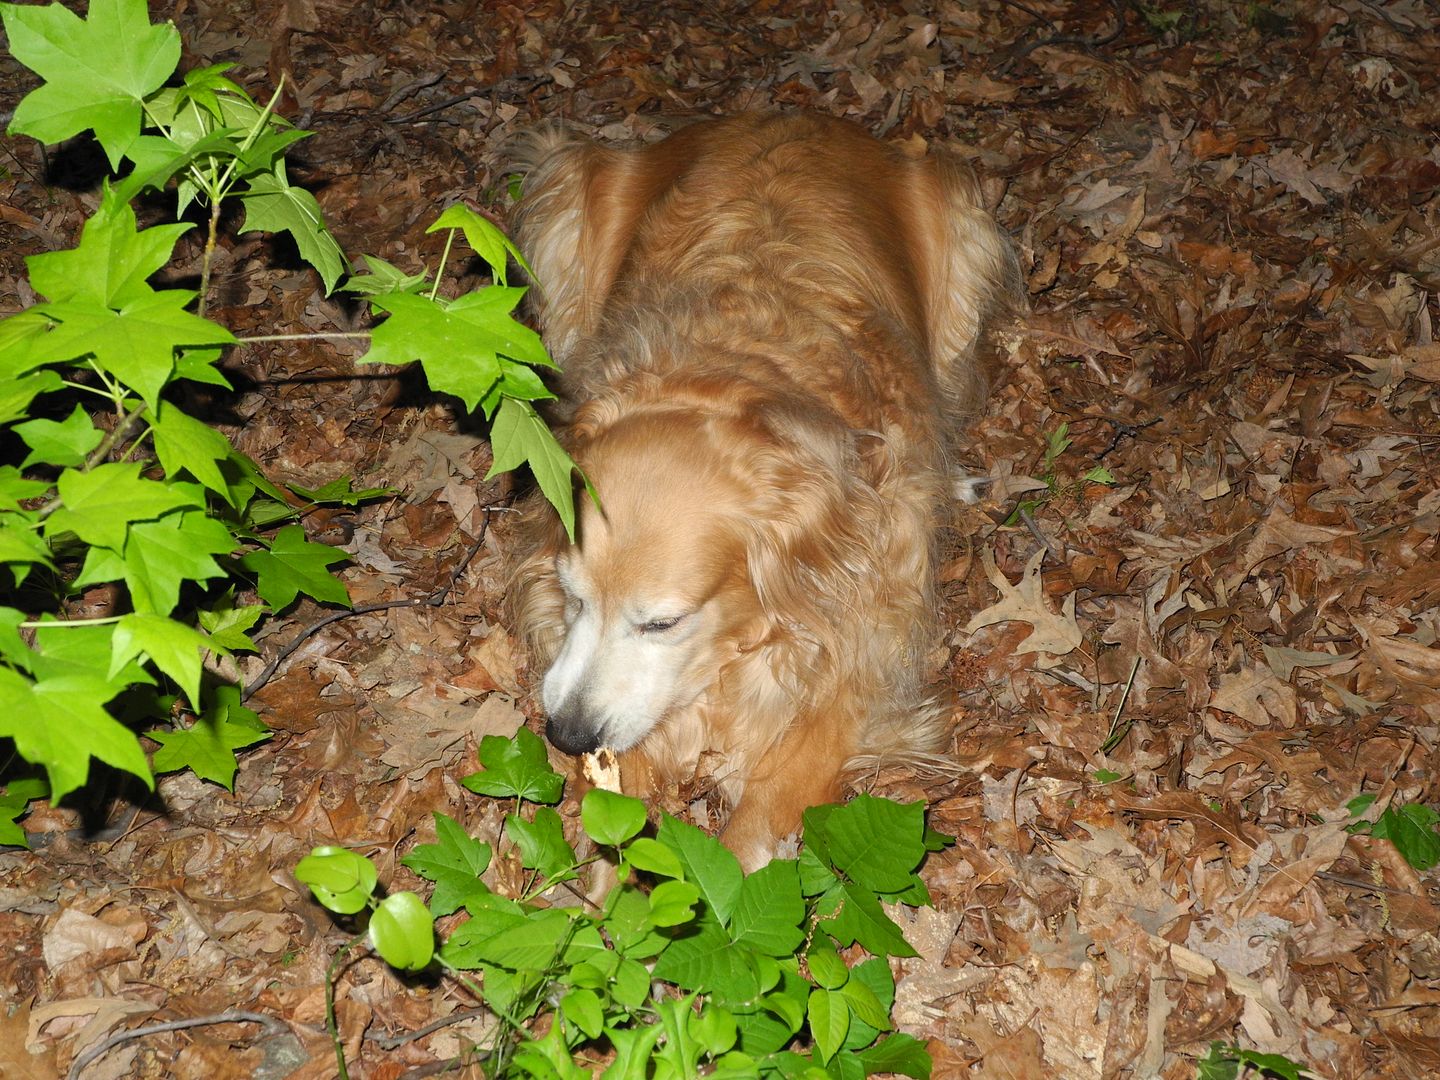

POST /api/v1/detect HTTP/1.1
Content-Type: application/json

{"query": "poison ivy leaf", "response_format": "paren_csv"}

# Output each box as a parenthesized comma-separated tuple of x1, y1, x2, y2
(150, 399, 234, 498)
(26, 188, 191, 307)
(400, 812, 493, 917)
(358, 289, 550, 412)
(582, 787, 648, 847)
(111, 612, 207, 706)
(0, 667, 150, 801)
(238, 166, 348, 293)
(807, 988, 850, 1063)
(840, 957, 895, 1052)
(1, 0, 181, 169)
(46, 462, 201, 551)
(428, 203, 535, 286)
(729, 859, 805, 957)
(442, 906, 573, 970)
(857, 1033, 931, 1079)
(460, 728, 563, 804)
(370, 891, 435, 971)
(603, 1023, 665, 1079)
(823, 795, 927, 894)
(657, 813, 744, 924)
(148, 685, 269, 788)
(560, 988, 604, 1040)
(647, 879, 701, 928)
(34, 289, 235, 408)
(650, 915, 767, 1005)
(14, 404, 103, 469)
(486, 396, 581, 541)
(287, 476, 393, 507)
(625, 837, 685, 880)
(238, 523, 349, 610)
(1369, 803, 1440, 871)
(506, 806, 576, 882)
(820, 879, 916, 959)
(0, 777, 47, 848)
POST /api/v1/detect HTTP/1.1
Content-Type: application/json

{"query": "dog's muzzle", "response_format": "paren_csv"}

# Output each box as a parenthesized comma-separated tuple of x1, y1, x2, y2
(545, 711, 602, 756)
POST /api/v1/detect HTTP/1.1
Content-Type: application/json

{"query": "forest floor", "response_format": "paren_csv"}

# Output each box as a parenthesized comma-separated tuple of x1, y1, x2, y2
(1, 0, 1438, 1077)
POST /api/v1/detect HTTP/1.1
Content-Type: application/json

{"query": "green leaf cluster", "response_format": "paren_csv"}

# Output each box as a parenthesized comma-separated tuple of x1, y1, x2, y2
(1196, 1041, 1313, 1080)
(0, 0, 581, 833)
(299, 732, 948, 1078)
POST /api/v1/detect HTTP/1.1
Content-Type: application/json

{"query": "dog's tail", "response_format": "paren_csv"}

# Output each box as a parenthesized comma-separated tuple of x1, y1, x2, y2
(845, 691, 960, 781)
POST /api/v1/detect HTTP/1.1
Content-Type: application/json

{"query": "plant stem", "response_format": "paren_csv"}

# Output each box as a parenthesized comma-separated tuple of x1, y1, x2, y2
(197, 198, 222, 319)
(19, 615, 123, 629)
(35, 401, 149, 520)
(429, 228, 458, 302)
(234, 331, 372, 343)
(325, 932, 368, 1080)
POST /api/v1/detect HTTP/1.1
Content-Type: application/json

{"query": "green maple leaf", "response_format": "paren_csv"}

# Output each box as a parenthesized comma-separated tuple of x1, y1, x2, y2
(0, 371, 65, 427)
(26, 187, 191, 307)
(400, 812, 493, 917)
(149, 399, 234, 499)
(1, 0, 180, 169)
(34, 289, 234, 408)
(486, 397, 582, 540)
(359, 289, 550, 411)
(148, 686, 269, 789)
(239, 523, 349, 610)
(0, 777, 48, 848)
(428, 204, 535, 286)
(197, 592, 264, 653)
(46, 462, 202, 551)
(14, 404, 104, 469)
(111, 612, 209, 707)
(0, 667, 151, 801)
(239, 166, 347, 293)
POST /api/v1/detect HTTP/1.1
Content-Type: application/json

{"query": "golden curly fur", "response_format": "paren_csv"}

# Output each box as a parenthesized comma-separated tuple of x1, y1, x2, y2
(505, 113, 1019, 869)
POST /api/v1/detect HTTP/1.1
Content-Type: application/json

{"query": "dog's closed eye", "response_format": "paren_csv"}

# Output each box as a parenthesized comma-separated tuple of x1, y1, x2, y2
(638, 615, 687, 635)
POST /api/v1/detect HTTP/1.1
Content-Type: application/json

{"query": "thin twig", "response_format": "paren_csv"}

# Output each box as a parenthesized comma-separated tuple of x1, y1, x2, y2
(66, 1011, 288, 1080)
(241, 506, 504, 701)
(995, 0, 1127, 73)
(368, 1006, 492, 1050)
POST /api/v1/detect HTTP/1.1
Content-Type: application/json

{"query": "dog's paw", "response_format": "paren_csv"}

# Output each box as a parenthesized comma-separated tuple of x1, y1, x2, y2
(952, 473, 993, 503)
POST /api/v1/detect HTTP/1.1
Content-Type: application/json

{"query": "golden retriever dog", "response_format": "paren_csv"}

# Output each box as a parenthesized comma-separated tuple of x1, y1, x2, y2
(506, 113, 1018, 869)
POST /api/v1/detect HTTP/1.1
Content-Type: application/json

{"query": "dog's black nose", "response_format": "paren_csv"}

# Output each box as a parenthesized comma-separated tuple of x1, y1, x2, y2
(545, 713, 602, 755)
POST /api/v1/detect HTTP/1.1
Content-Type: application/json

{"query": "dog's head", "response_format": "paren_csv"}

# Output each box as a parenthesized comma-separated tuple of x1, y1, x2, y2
(538, 407, 767, 755)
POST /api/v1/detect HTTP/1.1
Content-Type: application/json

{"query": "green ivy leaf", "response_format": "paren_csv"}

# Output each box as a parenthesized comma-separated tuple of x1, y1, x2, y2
(238, 523, 349, 611)
(650, 914, 771, 1005)
(147, 685, 269, 789)
(1, 0, 180, 169)
(400, 812, 493, 917)
(0, 370, 65, 427)
(196, 592, 264, 653)
(120, 508, 236, 615)
(238, 165, 348, 293)
(370, 891, 435, 971)
(295, 845, 377, 915)
(506, 806, 576, 882)
(821, 879, 916, 959)
(343, 254, 431, 297)
(0, 467, 51, 512)
(625, 837, 685, 880)
(0, 667, 151, 801)
(460, 728, 563, 804)
(14, 404, 103, 469)
(840, 957, 896, 1052)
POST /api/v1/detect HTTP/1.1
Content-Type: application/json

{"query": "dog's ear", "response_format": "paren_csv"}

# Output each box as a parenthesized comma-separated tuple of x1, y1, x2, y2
(510, 124, 709, 364)
(502, 493, 571, 669)
(739, 413, 905, 693)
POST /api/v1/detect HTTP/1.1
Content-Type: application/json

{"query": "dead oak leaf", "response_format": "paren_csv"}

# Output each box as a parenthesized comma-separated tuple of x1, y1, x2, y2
(963, 548, 1082, 660)
(1209, 664, 1298, 727)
